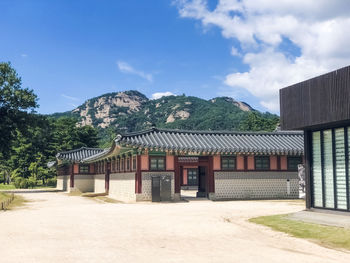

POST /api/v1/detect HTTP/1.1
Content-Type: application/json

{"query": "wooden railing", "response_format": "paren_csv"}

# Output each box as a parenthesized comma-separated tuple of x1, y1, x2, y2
(1, 194, 15, 210)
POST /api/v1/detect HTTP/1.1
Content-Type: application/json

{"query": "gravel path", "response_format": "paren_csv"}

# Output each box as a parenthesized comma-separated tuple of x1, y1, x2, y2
(0, 193, 349, 263)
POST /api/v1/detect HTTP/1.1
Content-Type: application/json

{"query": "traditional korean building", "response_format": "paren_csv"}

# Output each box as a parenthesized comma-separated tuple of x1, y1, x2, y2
(56, 128, 304, 202)
(280, 65, 350, 212)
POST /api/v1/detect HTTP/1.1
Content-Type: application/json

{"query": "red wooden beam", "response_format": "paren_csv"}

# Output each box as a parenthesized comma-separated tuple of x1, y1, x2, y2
(208, 156, 214, 193)
(70, 164, 74, 188)
(135, 155, 142, 194)
(174, 156, 180, 193)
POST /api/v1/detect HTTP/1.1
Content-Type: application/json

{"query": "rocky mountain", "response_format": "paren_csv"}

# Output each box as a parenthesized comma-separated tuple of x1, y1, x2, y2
(51, 90, 279, 145)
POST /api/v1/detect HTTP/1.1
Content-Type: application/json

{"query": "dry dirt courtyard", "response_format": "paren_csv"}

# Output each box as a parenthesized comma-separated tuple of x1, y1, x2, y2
(0, 193, 349, 263)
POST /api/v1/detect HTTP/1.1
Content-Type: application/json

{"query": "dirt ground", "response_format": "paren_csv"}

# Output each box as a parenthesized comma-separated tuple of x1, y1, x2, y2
(0, 193, 349, 263)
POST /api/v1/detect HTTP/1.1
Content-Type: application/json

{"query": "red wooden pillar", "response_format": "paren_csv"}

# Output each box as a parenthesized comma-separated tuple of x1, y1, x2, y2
(174, 156, 180, 194)
(135, 155, 142, 194)
(70, 164, 74, 188)
(105, 161, 110, 192)
(208, 156, 215, 193)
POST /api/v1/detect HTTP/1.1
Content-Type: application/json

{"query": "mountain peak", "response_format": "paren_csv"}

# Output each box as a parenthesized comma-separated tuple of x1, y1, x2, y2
(210, 96, 252, 112)
(51, 90, 278, 144)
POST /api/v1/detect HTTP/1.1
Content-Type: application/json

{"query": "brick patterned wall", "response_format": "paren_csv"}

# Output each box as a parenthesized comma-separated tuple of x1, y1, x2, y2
(94, 174, 105, 193)
(214, 171, 299, 200)
(109, 173, 136, 202)
(137, 172, 175, 201)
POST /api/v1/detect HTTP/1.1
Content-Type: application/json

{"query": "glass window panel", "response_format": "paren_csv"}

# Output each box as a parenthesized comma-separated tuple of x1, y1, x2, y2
(79, 165, 89, 174)
(288, 157, 302, 171)
(158, 158, 165, 170)
(312, 131, 323, 207)
(255, 156, 269, 170)
(335, 128, 347, 209)
(323, 129, 334, 208)
(222, 157, 236, 170)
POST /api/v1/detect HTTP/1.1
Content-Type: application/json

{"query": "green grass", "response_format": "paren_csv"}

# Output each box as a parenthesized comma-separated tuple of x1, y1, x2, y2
(0, 184, 16, 190)
(250, 214, 350, 251)
(0, 183, 55, 190)
(0, 192, 28, 210)
(0, 192, 10, 202)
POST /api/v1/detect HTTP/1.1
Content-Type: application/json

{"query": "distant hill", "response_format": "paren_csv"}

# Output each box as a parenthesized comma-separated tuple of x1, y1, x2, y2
(50, 90, 279, 145)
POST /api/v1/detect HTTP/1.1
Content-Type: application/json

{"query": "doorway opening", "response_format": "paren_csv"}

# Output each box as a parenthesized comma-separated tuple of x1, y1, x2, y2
(179, 156, 208, 200)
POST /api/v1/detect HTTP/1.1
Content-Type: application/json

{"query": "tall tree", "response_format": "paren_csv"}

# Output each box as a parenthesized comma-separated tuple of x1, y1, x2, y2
(0, 62, 38, 158)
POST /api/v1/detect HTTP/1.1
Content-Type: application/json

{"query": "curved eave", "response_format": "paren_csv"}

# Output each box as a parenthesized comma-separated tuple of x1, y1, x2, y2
(119, 141, 304, 156)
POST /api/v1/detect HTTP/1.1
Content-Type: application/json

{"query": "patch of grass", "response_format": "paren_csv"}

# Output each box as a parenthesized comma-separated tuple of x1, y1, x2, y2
(66, 189, 82, 196)
(249, 214, 350, 251)
(0, 192, 10, 203)
(7, 195, 28, 210)
(81, 192, 107, 198)
(0, 183, 55, 190)
(0, 183, 16, 190)
(0, 193, 28, 210)
(94, 196, 121, 203)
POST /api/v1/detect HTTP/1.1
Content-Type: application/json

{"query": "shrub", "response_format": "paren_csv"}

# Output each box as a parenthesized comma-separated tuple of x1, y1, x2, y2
(47, 178, 57, 187)
(19, 178, 29, 189)
(14, 177, 29, 189)
(27, 177, 37, 189)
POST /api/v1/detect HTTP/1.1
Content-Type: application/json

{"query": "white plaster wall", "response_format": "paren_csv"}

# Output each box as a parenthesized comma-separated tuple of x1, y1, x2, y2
(73, 174, 94, 193)
(94, 174, 106, 193)
(137, 172, 175, 201)
(109, 173, 136, 202)
(56, 175, 69, 191)
(214, 172, 299, 200)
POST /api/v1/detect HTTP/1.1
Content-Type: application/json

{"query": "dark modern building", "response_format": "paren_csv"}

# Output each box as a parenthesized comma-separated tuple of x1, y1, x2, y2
(280, 65, 350, 212)
(56, 128, 303, 202)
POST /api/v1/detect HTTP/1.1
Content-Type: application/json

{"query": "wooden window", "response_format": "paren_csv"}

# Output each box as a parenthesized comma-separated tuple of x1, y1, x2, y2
(150, 156, 165, 171)
(287, 156, 302, 171)
(79, 164, 89, 174)
(117, 158, 120, 172)
(132, 157, 137, 171)
(255, 156, 270, 170)
(121, 158, 125, 171)
(221, 156, 236, 170)
(126, 157, 130, 171)
(111, 160, 115, 172)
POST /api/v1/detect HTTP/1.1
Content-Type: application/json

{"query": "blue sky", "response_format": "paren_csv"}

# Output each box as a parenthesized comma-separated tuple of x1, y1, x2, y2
(1, 0, 348, 114)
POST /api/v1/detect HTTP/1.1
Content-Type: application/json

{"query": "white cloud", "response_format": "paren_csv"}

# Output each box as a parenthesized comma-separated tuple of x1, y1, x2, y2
(174, 0, 350, 112)
(61, 94, 80, 101)
(230, 47, 241, 57)
(117, 61, 153, 82)
(21, 54, 28, 58)
(151, 92, 176, 100)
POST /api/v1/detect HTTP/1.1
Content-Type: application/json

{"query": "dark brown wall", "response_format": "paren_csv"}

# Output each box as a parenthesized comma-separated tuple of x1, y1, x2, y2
(280, 65, 350, 130)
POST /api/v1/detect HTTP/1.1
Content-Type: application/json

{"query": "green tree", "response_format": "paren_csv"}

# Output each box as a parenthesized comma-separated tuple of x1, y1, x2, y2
(238, 112, 279, 131)
(50, 117, 99, 152)
(0, 62, 37, 158)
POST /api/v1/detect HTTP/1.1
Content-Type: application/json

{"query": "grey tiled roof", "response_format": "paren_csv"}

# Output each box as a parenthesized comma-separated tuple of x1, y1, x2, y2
(56, 147, 104, 162)
(118, 128, 304, 155)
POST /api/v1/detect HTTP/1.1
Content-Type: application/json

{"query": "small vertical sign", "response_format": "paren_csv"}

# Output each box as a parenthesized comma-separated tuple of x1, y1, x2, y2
(287, 179, 291, 195)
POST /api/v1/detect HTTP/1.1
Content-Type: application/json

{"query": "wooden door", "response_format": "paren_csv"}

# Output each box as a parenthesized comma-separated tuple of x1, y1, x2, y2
(187, 169, 198, 186)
